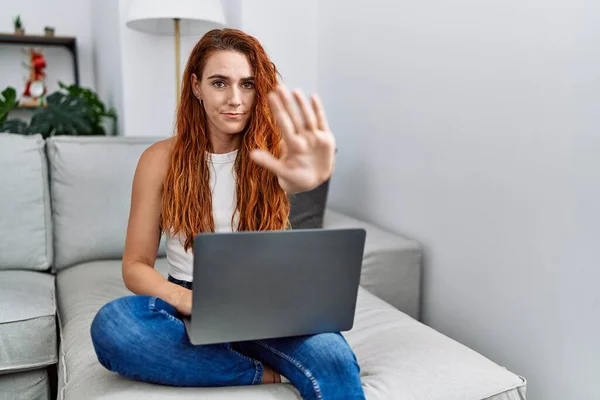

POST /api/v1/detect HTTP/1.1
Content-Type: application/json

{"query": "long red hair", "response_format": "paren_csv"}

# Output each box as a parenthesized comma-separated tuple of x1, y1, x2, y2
(161, 28, 290, 251)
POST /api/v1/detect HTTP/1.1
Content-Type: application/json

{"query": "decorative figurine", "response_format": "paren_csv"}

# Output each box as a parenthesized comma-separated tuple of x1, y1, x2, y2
(21, 49, 47, 106)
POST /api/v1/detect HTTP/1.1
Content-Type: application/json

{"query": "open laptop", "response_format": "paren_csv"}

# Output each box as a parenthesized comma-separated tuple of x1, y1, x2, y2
(182, 227, 366, 345)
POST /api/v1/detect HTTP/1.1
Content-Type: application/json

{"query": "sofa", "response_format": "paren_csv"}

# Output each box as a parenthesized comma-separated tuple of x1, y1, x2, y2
(0, 133, 527, 400)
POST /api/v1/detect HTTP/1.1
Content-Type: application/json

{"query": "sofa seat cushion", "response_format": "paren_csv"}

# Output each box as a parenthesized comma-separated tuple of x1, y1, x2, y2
(56, 259, 525, 400)
(0, 368, 51, 400)
(0, 271, 57, 374)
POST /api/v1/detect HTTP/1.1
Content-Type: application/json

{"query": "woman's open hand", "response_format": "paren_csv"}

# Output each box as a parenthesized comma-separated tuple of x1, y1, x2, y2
(250, 85, 336, 194)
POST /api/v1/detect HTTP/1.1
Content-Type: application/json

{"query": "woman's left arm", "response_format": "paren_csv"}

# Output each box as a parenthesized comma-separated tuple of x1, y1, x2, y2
(250, 85, 336, 195)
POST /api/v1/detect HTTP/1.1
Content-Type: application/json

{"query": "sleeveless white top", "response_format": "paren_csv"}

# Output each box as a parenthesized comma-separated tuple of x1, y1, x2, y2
(166, 149, 239, 281)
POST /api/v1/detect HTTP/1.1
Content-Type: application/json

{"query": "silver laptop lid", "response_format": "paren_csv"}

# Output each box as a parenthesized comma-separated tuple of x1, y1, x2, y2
(186, 228, 366, 345)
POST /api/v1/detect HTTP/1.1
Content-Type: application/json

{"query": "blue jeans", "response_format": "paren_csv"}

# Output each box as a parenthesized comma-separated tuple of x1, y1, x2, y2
(90, 275, 366, 400)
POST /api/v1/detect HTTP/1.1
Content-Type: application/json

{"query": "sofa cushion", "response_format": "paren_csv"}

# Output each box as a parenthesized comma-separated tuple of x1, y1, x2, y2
(323, 208, 422, 320)
(0, 270, 57, 374)
(46, 136, 166, 271)
(0, 133, 53, 271)
(0, 368, 51, 400)
(56, 259, 525, 400)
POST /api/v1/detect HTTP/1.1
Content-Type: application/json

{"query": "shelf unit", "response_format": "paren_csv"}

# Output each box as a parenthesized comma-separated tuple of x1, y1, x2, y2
(0, 33, 79, 85)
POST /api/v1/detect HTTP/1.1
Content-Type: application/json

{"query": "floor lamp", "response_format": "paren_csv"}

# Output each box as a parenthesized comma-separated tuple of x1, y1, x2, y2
(125, 0, 227, 107)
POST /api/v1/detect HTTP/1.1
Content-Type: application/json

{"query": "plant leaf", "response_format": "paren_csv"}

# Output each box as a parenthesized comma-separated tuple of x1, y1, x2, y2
(106, 107, 118, 120)
(0, 87, 19, 126)
(58, 81, 115, 132)
(0, 119, 29, 134)
(29, 92, 92, 138)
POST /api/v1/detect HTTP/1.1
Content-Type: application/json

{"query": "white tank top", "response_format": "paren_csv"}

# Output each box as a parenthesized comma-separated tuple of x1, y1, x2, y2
(166, 149, 239, 281)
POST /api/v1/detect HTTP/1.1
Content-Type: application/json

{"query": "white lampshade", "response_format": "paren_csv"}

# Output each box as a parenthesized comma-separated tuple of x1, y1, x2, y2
(125, 0, 227, 36)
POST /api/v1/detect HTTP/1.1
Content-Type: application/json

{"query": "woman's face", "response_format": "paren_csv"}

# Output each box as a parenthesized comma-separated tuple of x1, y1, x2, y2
(192, 50, 256, 139)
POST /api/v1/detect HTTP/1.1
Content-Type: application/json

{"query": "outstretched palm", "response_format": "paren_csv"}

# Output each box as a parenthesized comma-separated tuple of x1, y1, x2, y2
(250, 85, 336, 194)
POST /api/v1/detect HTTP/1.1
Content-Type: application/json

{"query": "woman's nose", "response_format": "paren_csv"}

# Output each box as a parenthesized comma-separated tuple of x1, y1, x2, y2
(228, 88, 242, 107)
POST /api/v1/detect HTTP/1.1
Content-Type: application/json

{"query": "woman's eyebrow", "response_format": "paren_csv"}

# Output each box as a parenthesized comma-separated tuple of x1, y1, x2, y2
(207, 74, 228, 80)
(206, 74, 254, 81)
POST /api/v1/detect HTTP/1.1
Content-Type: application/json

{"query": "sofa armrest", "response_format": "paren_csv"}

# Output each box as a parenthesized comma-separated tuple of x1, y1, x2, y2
(323, 208, 423, 320)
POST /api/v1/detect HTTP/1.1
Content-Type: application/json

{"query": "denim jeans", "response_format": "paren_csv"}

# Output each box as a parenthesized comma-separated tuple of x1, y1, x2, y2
(90, 275, 366, 400)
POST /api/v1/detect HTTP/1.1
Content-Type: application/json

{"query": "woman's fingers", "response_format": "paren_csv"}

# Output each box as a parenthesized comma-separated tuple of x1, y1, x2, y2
(279, 138, 288, 157)
(311, 94, 330, 132)
(250, 149, 286, 177)
(268, 91, 296, 142)
(250, 149, 296, 185)
(276, 85, 304, 134)
(292, 89, 317, 131)
(270, 85, 324, 133)
(268, 85, 330, 155)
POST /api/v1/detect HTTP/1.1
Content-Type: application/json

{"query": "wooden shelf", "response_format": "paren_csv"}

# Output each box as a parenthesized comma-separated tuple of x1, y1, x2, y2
(0, 32, 80, 85)
(0, 33, 75, 47)
(17, 103, 46, 109)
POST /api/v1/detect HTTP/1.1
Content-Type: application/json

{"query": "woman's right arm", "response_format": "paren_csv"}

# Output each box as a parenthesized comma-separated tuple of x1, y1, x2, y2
(121, 141, 192, 315)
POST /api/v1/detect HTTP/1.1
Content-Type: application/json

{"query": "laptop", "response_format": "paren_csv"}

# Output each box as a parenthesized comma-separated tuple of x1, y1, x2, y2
(182, 227, 366, 345)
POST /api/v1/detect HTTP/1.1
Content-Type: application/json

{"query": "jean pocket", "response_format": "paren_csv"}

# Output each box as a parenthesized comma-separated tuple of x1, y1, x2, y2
(148, 296, 184, 326)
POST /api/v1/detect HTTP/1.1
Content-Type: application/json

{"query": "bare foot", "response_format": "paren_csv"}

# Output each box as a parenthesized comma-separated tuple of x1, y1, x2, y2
(261, 365, 282, 384)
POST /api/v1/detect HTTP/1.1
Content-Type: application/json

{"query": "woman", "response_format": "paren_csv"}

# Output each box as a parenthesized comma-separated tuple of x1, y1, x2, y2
(90, 28, 365, 400)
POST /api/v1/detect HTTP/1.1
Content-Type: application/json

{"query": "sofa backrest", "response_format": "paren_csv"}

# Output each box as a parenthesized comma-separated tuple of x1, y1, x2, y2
(1, 133, 330, 272)
(0, 134, 53, 271)
(47, 136, 166, 271)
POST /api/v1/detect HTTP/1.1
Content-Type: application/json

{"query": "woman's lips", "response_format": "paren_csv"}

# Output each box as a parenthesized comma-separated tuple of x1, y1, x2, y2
(222, 113, 244, 119)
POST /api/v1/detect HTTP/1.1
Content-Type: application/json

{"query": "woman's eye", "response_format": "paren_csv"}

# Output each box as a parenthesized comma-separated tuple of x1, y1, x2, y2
(212, 81, 225, 88)
(242, 82, 255, 89)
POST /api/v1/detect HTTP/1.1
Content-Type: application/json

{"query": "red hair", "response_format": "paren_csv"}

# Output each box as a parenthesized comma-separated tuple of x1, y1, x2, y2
(161, 28, 290, 251)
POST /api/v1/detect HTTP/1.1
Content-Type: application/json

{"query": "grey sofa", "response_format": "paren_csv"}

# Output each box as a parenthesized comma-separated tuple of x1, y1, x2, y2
(0, 133, 527, 400)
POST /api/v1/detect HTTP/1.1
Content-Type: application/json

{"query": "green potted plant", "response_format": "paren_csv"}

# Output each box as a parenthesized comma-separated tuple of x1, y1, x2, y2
(13, 15, 25, 35)
(0, 83, 118, 138)
(0, 87, 19, 126)
(58, 82, 117, 135)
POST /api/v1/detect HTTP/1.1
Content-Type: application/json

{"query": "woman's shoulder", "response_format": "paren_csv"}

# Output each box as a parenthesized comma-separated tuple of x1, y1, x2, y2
(142, 137, 174, 160)
(137, 137, 175, 183)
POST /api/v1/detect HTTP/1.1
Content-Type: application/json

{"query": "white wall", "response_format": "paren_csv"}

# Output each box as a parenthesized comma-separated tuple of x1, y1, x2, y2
(88, 0, 317, 137)
(0, 0, 95, 94)
(239, 0, 318, 97)
(113, 0, 317, 137)
(116, 0, 179, 137)
(91, 0, 124, 136)
(114, 0, 244, 137)
(318, 0, 599, 399)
